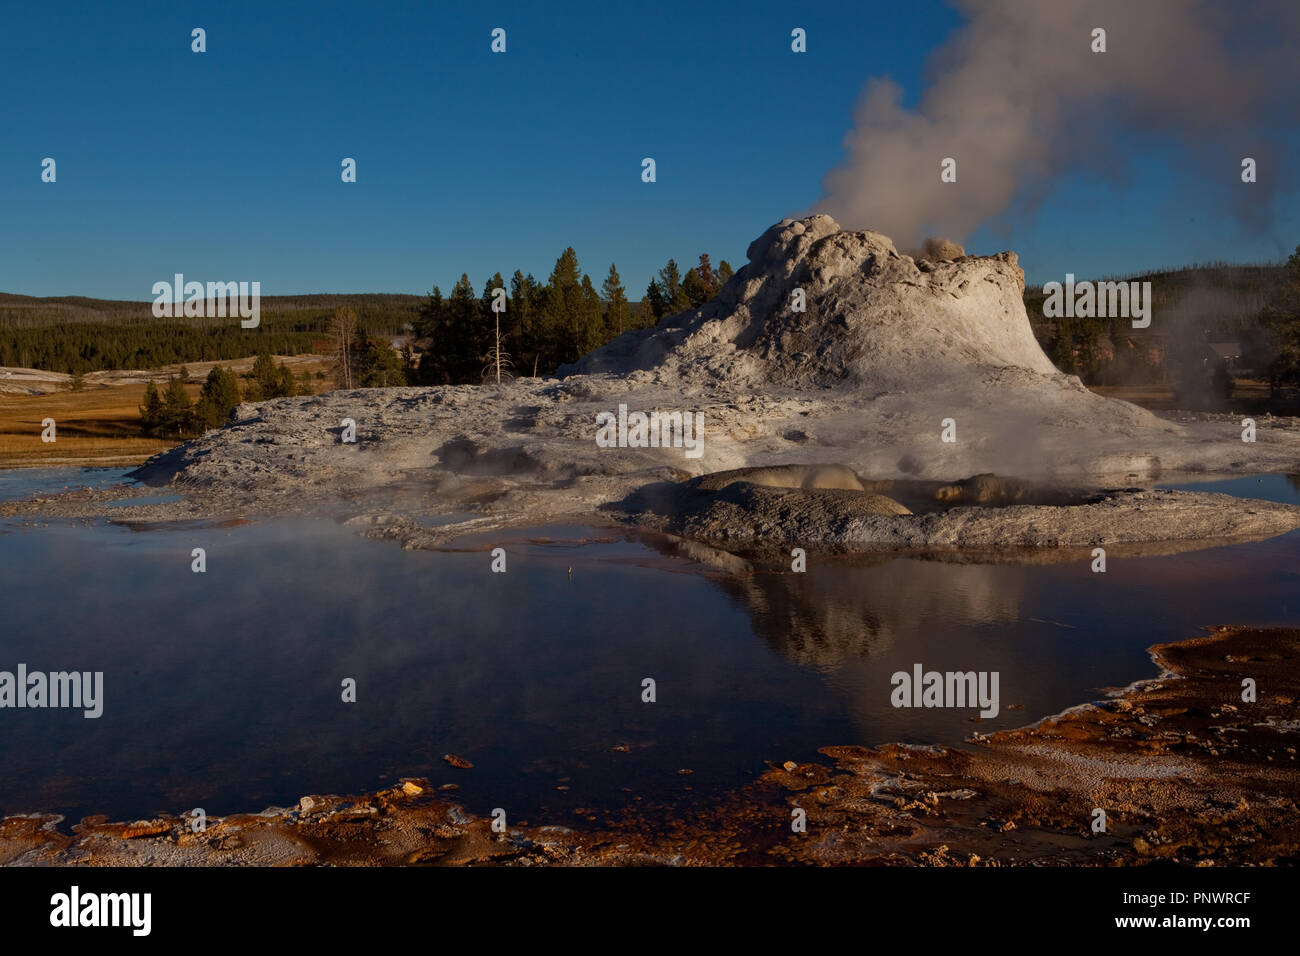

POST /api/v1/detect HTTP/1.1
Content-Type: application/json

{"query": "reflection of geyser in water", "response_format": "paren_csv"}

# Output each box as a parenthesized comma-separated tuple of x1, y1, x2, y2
(639, 534, 1044, 744)
(738, 559, 1026, 672)
(639, 535, 1024, 672)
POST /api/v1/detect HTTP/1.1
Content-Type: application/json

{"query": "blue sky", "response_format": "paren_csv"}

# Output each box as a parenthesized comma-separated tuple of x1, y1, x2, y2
(2, 0, 1296, 301)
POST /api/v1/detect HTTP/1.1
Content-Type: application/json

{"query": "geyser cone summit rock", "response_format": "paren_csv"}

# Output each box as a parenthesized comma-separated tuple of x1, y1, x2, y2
(563, 214, 1059, 389)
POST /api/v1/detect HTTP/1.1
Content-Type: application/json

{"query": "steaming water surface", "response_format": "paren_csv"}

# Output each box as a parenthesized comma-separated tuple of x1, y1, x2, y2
(1, 468, 1298, 824)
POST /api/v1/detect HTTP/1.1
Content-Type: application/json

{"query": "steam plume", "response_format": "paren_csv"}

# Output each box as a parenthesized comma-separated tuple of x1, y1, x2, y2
(817, 0, 1300, 249)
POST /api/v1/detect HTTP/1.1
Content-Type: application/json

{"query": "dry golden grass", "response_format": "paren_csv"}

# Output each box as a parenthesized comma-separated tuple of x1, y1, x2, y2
(0, 384, 189, 467)
(0, 354, 337, 468)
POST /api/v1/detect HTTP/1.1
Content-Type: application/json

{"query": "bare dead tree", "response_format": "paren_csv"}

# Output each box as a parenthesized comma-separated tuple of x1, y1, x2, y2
(483, 289, 514, 385)
(328, 306, 358, 389)
(481, 341, 515, 386)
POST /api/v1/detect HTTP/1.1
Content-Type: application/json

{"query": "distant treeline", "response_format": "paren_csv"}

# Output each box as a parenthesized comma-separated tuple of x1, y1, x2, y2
(5, 319, 315, 373)
(1, 248, 736, 381)
(1024, 258, 1297, 390)
(12, 249, 1297, 394)
(0, 294, 422, 373)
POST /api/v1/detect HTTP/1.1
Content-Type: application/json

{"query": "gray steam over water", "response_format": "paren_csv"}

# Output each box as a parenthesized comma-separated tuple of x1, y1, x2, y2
(817, 0, 1300, 248)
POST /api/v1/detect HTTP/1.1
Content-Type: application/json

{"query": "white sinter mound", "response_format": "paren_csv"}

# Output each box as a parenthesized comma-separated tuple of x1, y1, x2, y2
(114, 215, 1300, 538)
(566, 214, 1058, 389)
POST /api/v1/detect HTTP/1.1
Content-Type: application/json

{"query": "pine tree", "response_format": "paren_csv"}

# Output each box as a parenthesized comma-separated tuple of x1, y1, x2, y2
(247, 351, 296, 399)
(658, 259, 690, 314)
(542, 248, 584, 367)
(480, 273, 506, 318)
(601, 264, 631, 337)
(356, 338, 406, 386)
(697, 254, 718, 299)
(401, 278, 483, 384)
(681, 267, 707, 308)
(510, 271, 540, 374)
(195, 366, 241, 428)
(139, 380, 163, 435)
(276, 364, 298, 397)
(445, 274, 486, 383)
(412, 287, 446, 384)
(251, 352, 279, 396)
(575, 274, 605, 358)
(718, 260, 735, 285)
(645, 278, 669, 321)
(161, 376, 195, 437)
(525, 274, 546, 375)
